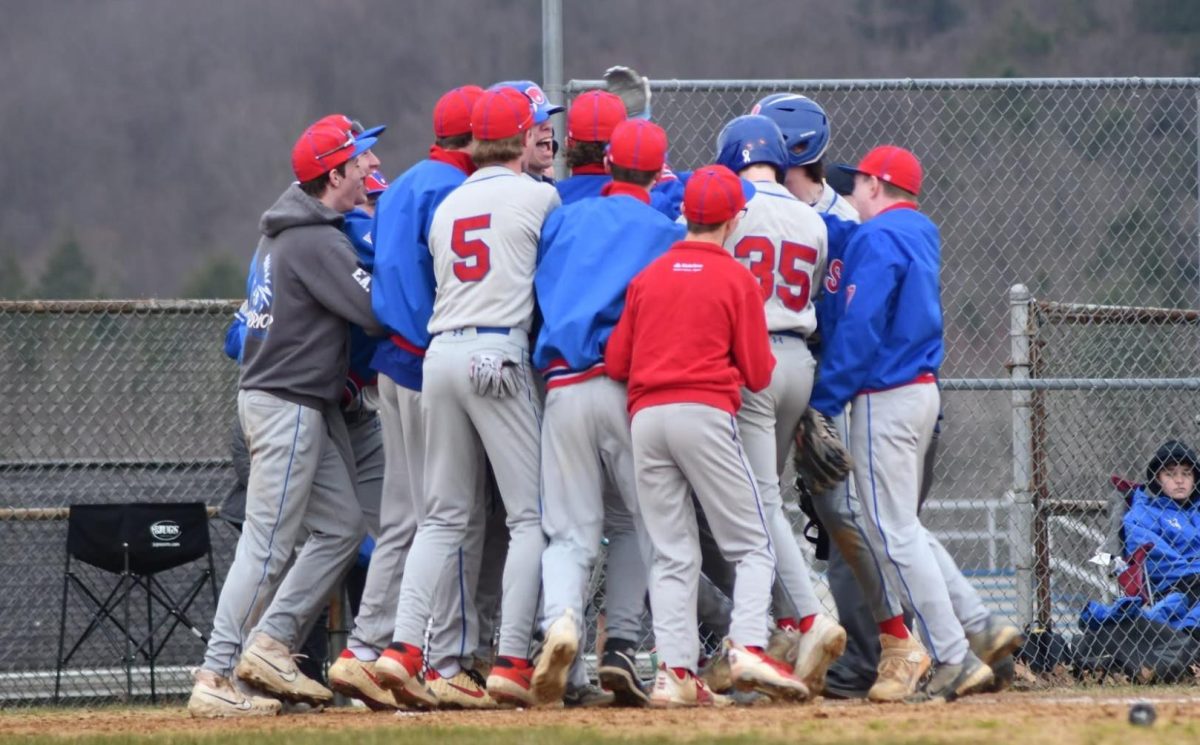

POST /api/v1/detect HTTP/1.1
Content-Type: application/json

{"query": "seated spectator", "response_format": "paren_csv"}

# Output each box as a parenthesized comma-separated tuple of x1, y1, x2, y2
(1124, 440, 1200, 602)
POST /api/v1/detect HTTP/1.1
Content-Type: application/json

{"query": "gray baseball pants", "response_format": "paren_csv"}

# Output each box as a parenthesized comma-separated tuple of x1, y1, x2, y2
(203, 390, 366, 676)
(738, 336, 824, 621)
(392, 328, 544, 660)
(632, 403, 775, 671)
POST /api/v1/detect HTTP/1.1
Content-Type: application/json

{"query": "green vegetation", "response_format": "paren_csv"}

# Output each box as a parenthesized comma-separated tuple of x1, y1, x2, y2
(36, 235, 97, 299)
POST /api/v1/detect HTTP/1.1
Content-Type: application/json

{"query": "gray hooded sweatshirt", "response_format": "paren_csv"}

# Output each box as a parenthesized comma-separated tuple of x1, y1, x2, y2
(239, 184, 383, 410)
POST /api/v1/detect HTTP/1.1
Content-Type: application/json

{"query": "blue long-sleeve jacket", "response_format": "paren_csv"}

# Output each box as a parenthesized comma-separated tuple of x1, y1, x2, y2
(555, 167, 688, 220)
(533, 185, 685, 384)
(809, 203, 943, 416)
(369, 153, 471, 391)
(812, 212, 859, 355)
(1124, 487, 1200, 595)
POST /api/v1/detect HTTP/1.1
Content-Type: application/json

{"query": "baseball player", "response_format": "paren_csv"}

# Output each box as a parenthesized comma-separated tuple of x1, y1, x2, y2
(808, 146, 1021, 701)
(605, 165, 809, 707)
(491, 80, 563, 183)
(189, 120, 382, 718)
(374, 87, 560, 709)
(751, 95, 858, 223)
(529, 119, 684, 708)
(555, 90, 628, 204)
(712, 115, 848, 695)
(331, 85, 505, 710)
(753, 92, 910, 699)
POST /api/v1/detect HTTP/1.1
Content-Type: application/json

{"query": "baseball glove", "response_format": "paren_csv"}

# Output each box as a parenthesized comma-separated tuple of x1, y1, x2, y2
(604, 65, 651, 119)
(793, 407, 854, 495)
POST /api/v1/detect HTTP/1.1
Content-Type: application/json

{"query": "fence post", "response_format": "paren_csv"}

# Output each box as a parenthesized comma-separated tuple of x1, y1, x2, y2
(1008, 284, 1036, 628)
(541, 0, 566, 181)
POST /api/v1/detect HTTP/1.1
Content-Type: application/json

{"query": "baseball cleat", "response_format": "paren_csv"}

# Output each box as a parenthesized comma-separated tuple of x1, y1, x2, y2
(531, 610, 580, 707)
(187, 669, 281, 718)
(234, 634, 332, 706)
(727, 641, 810, 702)
(374, 642, 439, 709)
(968, 616, 1024, 666)
(911, 650, 993, 703)
(868, 632, 931, 703)
(328, 649, 400, 711)
(598, 638, 650, 707)
(564, 682, 615, 708)
(428, 668, 498, 710)
(486, 655, 537, 708)
(699, 645, 734, 694)
(649, 663, 732, 708)
(765, 627, 800, 668)
(793, 614, 847, 696)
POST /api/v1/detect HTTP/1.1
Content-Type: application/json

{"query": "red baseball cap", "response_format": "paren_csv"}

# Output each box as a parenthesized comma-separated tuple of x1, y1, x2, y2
(568, 90, 627, 143)
(682, 165, 757, 225)
(471, 87, 536, 141)
(365, 170, 389, 196)
(607, 120, 668, 171)
(434, 85, 485, 138)
(315, 113, 386, 141)
(838, 145, 922, 196)
(291, 121, 375, 182)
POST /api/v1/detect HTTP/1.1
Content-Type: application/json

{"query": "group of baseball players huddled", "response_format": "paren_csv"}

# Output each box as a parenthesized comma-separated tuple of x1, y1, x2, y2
(187, 66, 1026, 718)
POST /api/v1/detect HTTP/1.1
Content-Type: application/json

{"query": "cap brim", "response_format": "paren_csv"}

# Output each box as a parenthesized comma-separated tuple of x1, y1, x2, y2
(350, 135, 379, 159)
(835, 163, 864, 177)
(359, 124, 386, 140)
(532, 104, 565, 124)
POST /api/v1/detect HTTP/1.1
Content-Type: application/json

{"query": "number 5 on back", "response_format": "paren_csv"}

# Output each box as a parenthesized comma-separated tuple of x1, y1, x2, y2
(451, 214, 492, 282)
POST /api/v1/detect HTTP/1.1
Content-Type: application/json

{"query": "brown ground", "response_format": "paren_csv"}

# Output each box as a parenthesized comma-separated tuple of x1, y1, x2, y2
(3, 690, 1200, 744)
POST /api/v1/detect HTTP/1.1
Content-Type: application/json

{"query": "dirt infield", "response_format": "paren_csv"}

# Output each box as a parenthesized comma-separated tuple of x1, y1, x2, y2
(4, 690, 1200, 744)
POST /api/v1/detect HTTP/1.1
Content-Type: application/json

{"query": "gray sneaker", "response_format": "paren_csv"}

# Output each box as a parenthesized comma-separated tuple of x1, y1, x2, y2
(910, 650, 993, 703)
(967, 616, 1023, 666)
(563, 682, 615, 708)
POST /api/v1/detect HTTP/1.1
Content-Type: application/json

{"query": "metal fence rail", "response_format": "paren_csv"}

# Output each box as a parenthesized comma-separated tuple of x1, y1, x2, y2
(3, 77, 1200, 703)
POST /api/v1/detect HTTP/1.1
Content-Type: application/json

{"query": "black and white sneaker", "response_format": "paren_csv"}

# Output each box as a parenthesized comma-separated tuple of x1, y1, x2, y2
(597, 639, 649, 707)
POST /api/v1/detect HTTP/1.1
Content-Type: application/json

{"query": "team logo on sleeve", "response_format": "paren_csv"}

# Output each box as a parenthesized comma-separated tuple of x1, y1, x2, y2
(824, 259, 843, 294)
(352, 267, 371, 291)
(245, 253, 274, 335)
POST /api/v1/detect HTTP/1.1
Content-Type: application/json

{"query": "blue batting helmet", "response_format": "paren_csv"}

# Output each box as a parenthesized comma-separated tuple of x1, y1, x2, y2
(715, 115, 789, 181)
(751, 93, 830, 167)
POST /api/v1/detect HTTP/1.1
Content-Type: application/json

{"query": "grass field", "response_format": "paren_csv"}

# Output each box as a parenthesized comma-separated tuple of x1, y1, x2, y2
(3, 689, 1200, 745)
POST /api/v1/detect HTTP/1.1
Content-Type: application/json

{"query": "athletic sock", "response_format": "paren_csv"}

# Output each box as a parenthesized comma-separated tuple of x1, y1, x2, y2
(348, 642, 379, 662)
(879, 615, 909, 639)
(435, 662, 462, 679)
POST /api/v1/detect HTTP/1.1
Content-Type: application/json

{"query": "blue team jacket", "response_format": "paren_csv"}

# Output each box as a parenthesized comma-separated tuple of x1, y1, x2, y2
(809, 204, 943, 416)
(533, 189, 685, 381)
(1124, 487, 1200, 595)
(555, 169, 688, 220)
(812, 212, 859, 356)
(369, 157, 469, 391)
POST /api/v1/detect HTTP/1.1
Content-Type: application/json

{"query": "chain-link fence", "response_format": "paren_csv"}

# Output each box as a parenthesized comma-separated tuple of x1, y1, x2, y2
(3, 78, 1200, 705)
(561, 77, 1200, 681)
(0, 301, 241, 704)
